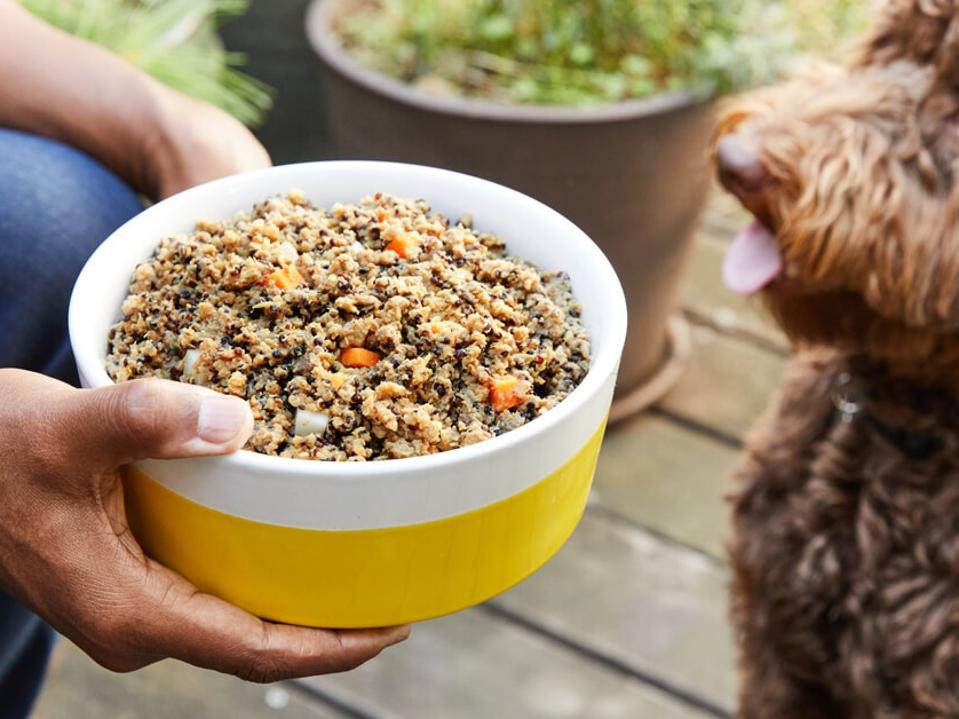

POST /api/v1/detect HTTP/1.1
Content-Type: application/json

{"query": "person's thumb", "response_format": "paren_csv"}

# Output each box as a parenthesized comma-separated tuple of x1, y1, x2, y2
(63, 378, 253, 468)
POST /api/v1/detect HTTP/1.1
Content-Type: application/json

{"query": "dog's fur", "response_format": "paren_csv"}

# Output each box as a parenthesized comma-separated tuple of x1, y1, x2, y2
(715, 2, 959, 717)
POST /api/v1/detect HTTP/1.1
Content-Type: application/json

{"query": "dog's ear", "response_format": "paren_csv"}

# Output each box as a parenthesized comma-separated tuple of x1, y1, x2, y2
(854, 0, 959, 70)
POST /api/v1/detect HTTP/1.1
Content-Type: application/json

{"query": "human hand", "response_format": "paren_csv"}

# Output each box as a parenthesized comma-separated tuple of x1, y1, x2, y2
(0, 3, 272, 201)
(0, 369, 409, 681)
(141, 82, 272, 199)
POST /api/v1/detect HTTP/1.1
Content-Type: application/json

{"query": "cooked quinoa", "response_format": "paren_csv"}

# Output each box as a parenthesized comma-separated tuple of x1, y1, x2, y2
(106, 191, 590, 460)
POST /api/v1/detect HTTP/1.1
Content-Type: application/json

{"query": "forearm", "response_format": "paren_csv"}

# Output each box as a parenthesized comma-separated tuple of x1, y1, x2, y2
(0, 1, 167, 192)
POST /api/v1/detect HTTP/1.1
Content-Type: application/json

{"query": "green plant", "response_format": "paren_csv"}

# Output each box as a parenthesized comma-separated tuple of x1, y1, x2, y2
(335, 0, 867, 105)
(20, 0, 273, 126)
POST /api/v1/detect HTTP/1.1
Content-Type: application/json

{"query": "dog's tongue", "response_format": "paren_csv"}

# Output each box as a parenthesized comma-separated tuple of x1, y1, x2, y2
(722, 219, 782, 295)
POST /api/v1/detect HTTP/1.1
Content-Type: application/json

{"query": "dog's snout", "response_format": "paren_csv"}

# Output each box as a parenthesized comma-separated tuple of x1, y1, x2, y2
(717, 134, 768, 197)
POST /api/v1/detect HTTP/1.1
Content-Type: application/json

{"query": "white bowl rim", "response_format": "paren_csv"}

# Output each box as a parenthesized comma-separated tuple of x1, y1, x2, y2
(69, 160, 627, 480)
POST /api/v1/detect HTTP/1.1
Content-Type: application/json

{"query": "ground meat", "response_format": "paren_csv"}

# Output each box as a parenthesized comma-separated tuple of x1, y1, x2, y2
(106, 191, 590, 460)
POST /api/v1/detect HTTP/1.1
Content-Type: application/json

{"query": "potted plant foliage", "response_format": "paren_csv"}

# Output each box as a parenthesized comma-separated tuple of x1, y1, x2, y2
(306, 0, 862, 416)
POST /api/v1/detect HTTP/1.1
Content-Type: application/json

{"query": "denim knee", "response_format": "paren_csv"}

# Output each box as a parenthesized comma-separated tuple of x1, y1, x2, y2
(0, 128, 143, 382)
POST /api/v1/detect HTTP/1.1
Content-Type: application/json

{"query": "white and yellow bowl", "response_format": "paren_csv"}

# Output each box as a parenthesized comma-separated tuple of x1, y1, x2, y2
(69, 162, 627, 628)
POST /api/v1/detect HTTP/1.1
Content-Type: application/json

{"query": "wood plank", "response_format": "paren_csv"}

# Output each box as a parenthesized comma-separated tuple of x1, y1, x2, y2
(493, 511, 736, 713)
(698, 186, 751, 240)
(593, 415, 739, 560)
(659, 324, 785, 440)
(34, 640, 344, 719)
(299, 608, 715, 719)
(682, 235, 788, 351)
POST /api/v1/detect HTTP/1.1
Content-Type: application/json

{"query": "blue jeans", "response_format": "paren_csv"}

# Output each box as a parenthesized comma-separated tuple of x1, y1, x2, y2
(0, 127, 143, 717)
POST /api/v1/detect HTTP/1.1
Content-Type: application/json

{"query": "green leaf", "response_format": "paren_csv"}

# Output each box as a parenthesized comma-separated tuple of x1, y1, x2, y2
(478, 14, 513, 42)
(569, 42, 594, 66)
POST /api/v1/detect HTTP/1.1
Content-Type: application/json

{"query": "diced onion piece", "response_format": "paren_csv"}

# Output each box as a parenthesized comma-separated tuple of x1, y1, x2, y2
(182, 348, 201, 380)
(278, 242, 299, 261)
(294, 409, 330, 437)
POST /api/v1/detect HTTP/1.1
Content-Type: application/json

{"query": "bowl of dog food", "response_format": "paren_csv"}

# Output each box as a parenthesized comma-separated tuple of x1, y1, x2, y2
(69, 161, 627, 628)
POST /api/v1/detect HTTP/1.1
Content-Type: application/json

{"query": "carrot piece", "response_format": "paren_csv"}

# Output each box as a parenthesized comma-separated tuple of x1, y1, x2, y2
(340, 347, 381, 368)
(385, 232, 418, 259)
(489, 376, 524, 412)
(263, 266, 303, 289)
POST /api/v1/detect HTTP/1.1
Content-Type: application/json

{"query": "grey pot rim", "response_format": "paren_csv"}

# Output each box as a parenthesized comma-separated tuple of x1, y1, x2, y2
(305, 0, 714, 125)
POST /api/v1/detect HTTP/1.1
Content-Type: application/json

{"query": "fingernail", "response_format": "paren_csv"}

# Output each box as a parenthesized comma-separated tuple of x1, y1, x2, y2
(197, 395, 249, 444)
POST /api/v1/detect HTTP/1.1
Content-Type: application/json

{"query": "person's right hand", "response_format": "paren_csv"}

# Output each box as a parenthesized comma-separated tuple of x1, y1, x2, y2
(0, 2, 272, 202)
(0, 369, 409, 681)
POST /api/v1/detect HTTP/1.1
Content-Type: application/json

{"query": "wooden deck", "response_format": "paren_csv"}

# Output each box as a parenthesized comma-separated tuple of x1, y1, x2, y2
(33, 192, 784, 719)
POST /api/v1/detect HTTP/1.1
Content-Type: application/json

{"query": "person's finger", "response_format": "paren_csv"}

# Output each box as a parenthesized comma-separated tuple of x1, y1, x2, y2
(124, 557, 409, 681)
(59, 378, 253, 468)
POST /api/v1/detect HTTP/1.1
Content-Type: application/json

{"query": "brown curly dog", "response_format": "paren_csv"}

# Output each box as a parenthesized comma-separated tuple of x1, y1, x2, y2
(714, 2, 959, 717)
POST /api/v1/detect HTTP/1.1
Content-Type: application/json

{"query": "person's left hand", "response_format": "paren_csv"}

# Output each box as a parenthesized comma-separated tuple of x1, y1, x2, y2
(139, 81, 272, 199)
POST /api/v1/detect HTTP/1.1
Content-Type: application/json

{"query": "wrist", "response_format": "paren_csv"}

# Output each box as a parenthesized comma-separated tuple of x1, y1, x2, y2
(127, 78, 183, 198)
(126, 84, 272, 199)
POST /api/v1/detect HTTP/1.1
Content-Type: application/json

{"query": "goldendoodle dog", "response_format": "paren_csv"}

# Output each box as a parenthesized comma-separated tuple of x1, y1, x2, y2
(714, 2, 959, 717)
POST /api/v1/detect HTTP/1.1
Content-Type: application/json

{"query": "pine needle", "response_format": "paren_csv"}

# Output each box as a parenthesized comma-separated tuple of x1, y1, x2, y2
(19, 0, 274, 126)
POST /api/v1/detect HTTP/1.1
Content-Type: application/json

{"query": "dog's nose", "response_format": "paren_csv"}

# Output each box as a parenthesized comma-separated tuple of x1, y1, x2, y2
(716, 134, 768, 196)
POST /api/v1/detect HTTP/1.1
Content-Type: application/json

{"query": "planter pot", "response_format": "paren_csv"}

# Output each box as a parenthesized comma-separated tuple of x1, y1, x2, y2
(306, 0, 714, 412)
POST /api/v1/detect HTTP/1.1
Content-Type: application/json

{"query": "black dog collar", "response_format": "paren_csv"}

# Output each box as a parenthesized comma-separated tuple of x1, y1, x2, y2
(832, 371, 945, 460)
